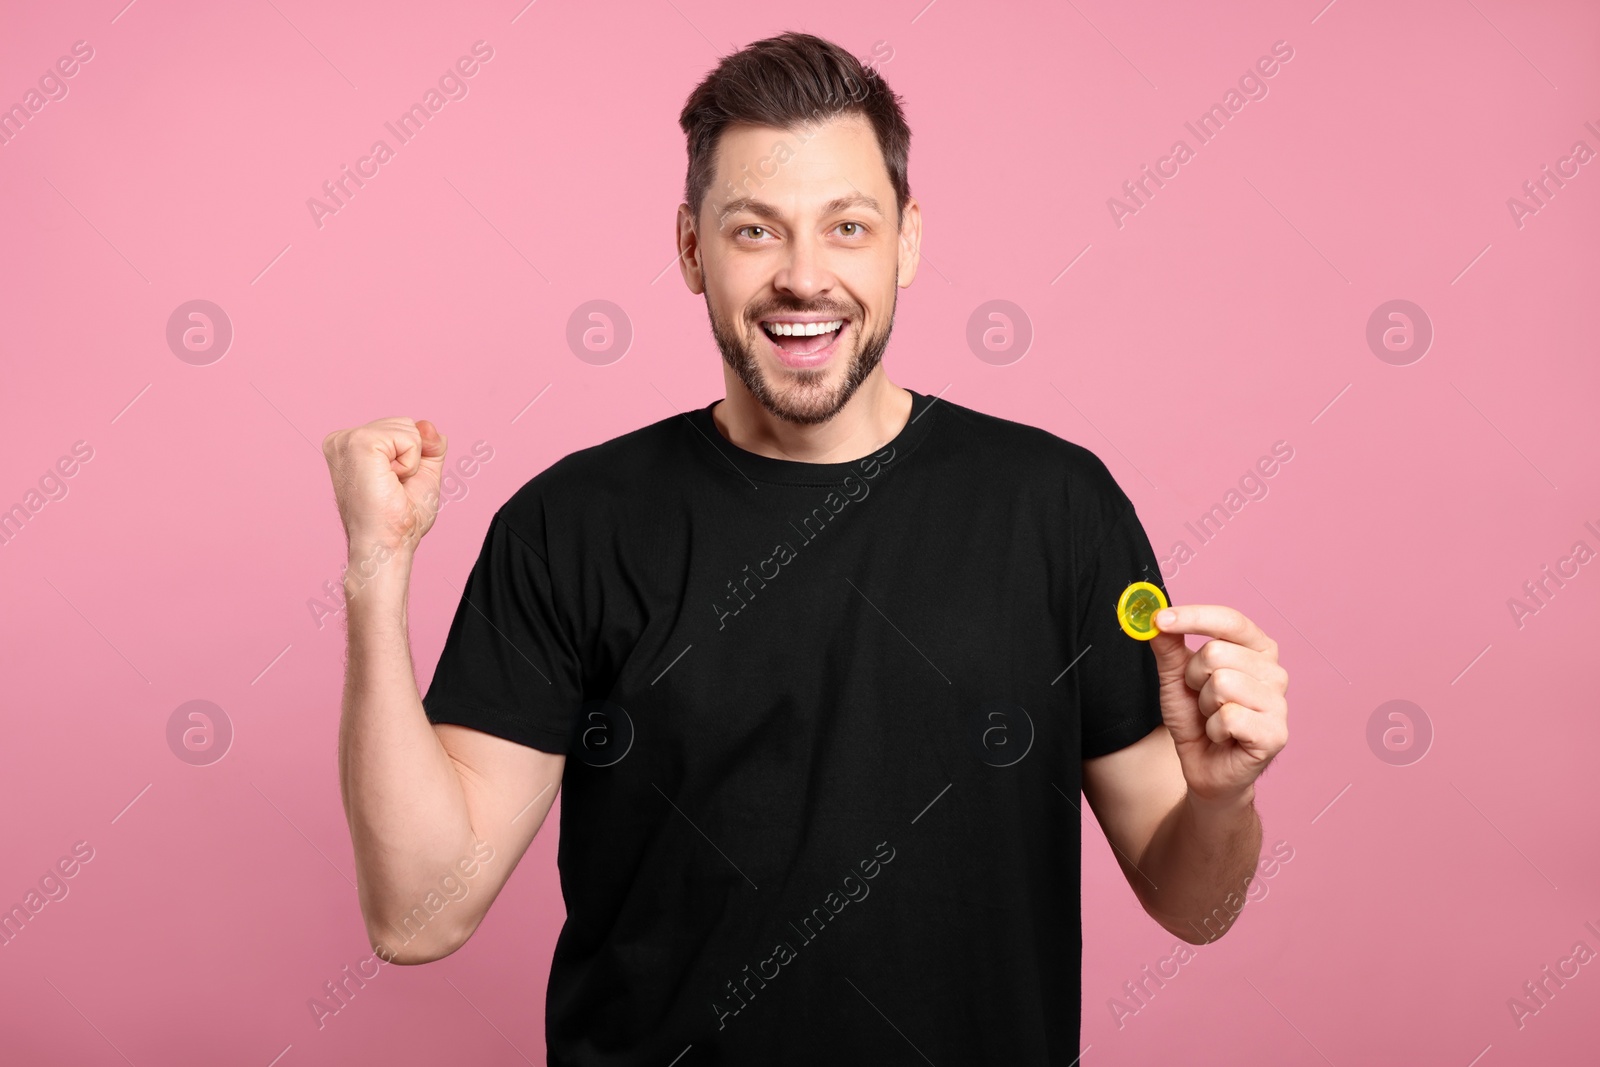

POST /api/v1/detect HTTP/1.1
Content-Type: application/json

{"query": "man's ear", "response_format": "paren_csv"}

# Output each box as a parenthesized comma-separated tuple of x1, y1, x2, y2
(677, 203, 705, 294)
(896, 197, 922, 288)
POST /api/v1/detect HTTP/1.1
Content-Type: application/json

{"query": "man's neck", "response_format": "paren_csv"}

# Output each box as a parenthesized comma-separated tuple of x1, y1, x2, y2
(710, 372, 912, 464)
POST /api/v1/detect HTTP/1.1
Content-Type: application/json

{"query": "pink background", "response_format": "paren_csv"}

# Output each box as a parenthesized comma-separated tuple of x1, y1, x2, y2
(3, 0, 1597, 1063)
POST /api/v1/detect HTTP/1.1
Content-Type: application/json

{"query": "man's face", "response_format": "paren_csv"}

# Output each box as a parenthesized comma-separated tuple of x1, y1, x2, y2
(679, 112, 920, 425)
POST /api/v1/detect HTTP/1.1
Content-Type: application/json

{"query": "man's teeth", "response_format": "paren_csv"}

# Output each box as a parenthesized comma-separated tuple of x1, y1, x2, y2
(762, 319, 845, 337)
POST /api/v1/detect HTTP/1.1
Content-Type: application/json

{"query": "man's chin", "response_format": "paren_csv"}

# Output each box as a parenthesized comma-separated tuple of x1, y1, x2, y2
(708, 307, 889, 427)
(742, 356, 853, 426)
(756, 385, 850, 427)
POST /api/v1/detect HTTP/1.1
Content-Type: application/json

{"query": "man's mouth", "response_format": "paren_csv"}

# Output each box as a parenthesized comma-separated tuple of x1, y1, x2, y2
(758, 317, 849, 365)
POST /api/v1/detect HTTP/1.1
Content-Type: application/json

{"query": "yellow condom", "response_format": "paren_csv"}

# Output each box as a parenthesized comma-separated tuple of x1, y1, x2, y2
(1116, 581, 1169, 641)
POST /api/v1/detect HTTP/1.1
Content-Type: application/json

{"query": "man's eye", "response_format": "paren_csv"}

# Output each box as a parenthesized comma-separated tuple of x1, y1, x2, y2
(737, 225, 767, 240)
(839, 222, 862, 237)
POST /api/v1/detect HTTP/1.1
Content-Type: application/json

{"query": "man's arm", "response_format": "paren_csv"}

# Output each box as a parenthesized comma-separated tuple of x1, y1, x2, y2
(1082, 601, 1288, 945)
(1082, 728, 1262, 945)
(326, 417, 564, 964)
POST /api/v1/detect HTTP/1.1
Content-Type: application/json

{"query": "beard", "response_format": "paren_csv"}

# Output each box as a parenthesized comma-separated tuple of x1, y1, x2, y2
(707, 281, 897, 426)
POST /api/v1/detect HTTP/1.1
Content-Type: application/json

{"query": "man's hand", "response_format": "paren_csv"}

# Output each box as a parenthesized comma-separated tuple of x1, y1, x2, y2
(1148, 605, 1289, 805)
(322, 417, 449, 554)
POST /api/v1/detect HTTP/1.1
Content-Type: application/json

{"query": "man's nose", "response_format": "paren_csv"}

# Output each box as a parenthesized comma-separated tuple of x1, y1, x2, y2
(772, 233, 834, 298)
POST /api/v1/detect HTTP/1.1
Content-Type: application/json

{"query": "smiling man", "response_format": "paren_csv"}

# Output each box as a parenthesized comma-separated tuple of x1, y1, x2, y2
(323, 30, 1289, 1066)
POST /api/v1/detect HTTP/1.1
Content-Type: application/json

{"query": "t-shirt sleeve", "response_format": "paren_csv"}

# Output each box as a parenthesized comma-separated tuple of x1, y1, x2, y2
(1072, 473, 1169, 760)
(421, 507, 583, 755)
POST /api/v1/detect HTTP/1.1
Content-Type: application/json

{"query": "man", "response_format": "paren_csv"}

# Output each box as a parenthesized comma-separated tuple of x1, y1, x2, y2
(322, 31, 1289, 1065)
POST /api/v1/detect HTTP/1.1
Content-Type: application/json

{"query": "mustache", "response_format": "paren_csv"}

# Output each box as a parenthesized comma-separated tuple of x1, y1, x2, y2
(751, 306, 855, 321)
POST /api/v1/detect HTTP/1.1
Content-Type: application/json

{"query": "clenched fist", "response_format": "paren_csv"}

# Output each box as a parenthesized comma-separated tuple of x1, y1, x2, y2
(322, 417, 450, 556)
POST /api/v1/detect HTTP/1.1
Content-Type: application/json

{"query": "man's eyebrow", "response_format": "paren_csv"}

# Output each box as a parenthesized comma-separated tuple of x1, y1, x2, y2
(717, 193, 885, 223)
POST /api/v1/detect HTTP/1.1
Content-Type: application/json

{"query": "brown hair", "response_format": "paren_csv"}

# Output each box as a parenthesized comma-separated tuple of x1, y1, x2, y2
(678, 31, 911, 228)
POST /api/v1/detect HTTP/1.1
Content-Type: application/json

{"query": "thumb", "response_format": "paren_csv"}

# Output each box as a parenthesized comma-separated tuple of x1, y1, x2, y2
(414, 419, 448, 480)
(1147, 626, 1191, 685)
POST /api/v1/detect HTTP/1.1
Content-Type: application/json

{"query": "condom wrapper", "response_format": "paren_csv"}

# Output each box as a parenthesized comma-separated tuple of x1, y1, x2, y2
(1116, 581, 1169, 641)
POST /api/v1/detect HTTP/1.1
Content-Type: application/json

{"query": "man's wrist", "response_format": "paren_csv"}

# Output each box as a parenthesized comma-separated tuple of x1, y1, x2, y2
(344, 542, 415, 604)
(1184, 784, 1257, 822)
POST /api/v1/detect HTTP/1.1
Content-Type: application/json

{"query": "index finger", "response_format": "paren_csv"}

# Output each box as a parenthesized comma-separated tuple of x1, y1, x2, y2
(1153, 603, 1274, 654)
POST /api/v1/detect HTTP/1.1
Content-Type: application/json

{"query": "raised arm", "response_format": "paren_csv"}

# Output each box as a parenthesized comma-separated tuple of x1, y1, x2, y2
(324, 417, 564, 964)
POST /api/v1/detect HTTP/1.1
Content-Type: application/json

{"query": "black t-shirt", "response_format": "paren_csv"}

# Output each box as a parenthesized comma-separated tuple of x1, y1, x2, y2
(422, 388, 1168, 1065)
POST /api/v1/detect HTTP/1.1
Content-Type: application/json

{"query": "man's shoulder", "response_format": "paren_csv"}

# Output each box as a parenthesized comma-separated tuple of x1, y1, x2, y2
(494, 407, 690, 533)
(932, 395, 1127, 498)
(547, 407, 688, 483)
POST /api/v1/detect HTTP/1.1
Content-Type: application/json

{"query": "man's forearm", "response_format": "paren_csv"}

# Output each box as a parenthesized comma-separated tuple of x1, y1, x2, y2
(1134, 787, 1262, 944)
(337, 549, 481, 960)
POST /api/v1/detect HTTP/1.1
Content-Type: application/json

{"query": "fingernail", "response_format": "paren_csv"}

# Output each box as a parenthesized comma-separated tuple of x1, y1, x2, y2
(1156, 610, 1176, 626)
